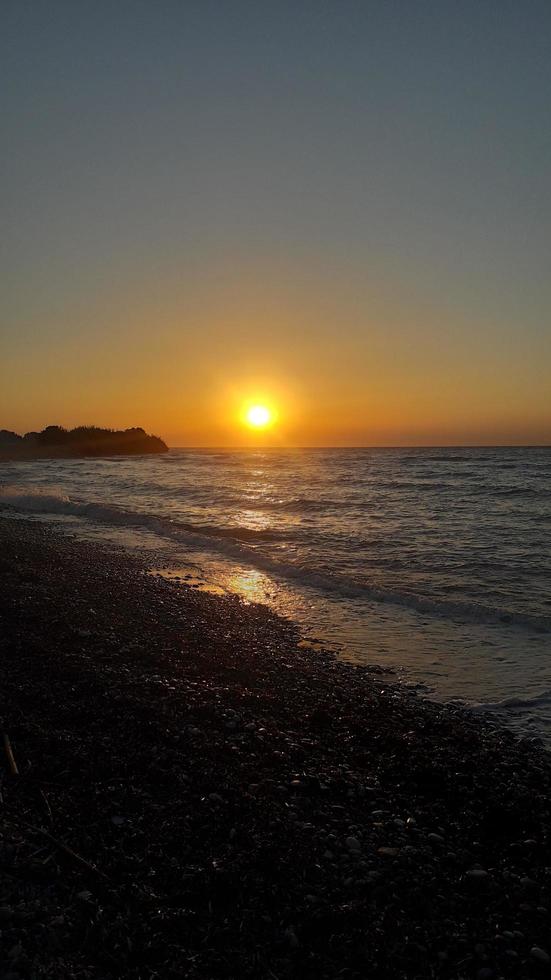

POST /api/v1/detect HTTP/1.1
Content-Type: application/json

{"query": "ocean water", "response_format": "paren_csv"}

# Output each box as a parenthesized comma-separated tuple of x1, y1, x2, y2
(1, 447, 550, 739)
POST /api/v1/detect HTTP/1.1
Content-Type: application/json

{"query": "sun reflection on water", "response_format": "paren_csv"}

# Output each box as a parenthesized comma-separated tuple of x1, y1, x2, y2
(236, 509, 273, 532)
(226, 567, 275, 604)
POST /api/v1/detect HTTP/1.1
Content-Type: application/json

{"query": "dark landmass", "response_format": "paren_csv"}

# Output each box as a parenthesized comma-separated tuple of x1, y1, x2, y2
(0, 425, 167, 459)
(0, 519, 550, 979)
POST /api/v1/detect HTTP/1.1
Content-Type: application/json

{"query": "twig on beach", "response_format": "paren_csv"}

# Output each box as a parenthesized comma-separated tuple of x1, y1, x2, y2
(26, 824, 110, 881)
(40, 789, 53, 822)
(3, 733, 19, 775)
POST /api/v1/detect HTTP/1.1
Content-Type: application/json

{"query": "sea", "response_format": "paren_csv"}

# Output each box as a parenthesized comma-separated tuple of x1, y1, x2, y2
(1, 447, 550, 741)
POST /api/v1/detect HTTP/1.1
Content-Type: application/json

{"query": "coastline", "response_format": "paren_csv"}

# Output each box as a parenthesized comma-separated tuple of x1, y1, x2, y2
(1, 518, 550, 978)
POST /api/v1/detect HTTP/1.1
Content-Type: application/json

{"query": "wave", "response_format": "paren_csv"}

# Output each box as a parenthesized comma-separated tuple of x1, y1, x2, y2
(0, 488, 282, 543)
(471, 690, 551, 712)
(400, 454, 473, 464)
(223, 494, 343, 513)
(486, 486, 549, 499)
(2, 485, 550, 634)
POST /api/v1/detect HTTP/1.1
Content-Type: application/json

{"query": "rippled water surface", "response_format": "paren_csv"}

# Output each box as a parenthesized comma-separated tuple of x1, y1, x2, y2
(1, 447, 550, 737)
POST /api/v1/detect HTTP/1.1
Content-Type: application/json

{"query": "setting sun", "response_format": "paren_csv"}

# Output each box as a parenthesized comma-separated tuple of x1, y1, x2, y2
(245, 405, 273, 429)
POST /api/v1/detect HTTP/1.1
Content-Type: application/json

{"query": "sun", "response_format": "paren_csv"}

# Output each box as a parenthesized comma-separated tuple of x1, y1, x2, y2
(246, 404, 272, 429)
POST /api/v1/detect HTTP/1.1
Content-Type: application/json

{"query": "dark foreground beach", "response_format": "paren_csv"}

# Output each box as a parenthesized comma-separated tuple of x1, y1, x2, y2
(0, 519, 550, 979)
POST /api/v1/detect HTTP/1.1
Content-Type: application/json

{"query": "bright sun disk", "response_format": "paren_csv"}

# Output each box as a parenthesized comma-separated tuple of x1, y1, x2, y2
(246, 405, 272, 428)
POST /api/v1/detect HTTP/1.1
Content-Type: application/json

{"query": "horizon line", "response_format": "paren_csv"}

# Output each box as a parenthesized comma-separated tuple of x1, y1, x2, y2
(167, 443, 551, 450)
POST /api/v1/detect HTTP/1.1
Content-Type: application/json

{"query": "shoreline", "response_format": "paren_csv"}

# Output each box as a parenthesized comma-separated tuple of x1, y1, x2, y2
(1, 518, 550, 978)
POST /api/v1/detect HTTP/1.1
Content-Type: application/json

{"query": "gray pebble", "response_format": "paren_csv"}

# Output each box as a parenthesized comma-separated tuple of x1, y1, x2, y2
(530, 947, 550, 965)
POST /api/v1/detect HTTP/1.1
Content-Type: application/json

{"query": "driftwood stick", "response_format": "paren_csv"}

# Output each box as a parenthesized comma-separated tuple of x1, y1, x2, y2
(3, 734, 19, 775)
(27, 825, 110, 881)
(40, 789, 53, 822)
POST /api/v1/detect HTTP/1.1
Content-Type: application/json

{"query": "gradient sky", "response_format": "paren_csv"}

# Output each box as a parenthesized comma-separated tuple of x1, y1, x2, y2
(2, 0, 550, 445)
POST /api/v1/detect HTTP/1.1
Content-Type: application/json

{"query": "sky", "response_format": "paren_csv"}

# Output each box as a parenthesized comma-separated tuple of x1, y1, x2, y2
(1, 0, 550, 446)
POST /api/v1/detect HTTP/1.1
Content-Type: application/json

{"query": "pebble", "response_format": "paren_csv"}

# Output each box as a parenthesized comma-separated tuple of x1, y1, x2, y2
(466, 869, 489, 880)
(345, 836, 361, 852)
(284, 927, 299, 949)
(377, 847, 400, 858)
(530, 947, 550, 965)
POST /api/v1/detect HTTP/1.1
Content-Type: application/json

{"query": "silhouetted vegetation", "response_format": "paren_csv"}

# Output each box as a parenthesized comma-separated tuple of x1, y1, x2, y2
(0, 429, 21, 445)
(0, 425, 167, 458)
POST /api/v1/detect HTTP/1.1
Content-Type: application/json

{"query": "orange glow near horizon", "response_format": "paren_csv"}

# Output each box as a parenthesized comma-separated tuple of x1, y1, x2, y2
(2, 260, 549, 448)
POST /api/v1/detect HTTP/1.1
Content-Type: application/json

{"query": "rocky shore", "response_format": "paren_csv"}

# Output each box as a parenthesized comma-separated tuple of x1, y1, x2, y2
(0, 518, 550, 979)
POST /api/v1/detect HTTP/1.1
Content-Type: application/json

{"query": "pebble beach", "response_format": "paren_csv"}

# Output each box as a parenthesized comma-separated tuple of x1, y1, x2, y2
(1, 518, 550, 979)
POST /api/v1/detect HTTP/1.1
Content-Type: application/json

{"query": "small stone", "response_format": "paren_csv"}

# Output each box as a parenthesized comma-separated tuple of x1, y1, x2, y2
(284, 927, 299, 949)
(345, 836, 361, 852)
(377, 846, 400, 858)
(428, 833, 444, 844)
(111, 815, 125, 826)
(530, 947, 550, 965)
(466, 868, 489, 880)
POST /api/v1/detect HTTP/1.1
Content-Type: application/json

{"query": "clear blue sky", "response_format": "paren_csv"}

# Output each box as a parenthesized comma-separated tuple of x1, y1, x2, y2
(2, 1, 550, 444)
